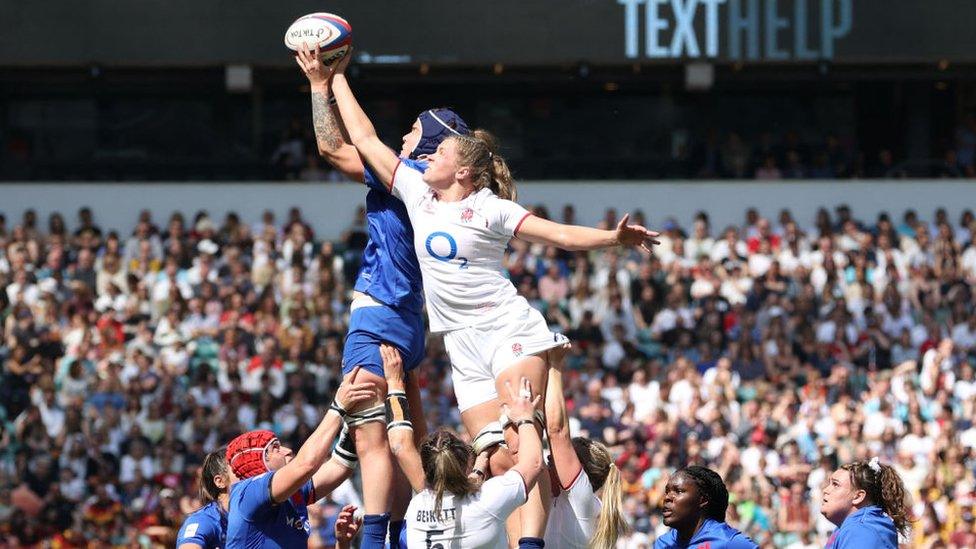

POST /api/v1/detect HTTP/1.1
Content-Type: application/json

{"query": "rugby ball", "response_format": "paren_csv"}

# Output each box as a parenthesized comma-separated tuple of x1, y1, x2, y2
(284, 13, 352, 64)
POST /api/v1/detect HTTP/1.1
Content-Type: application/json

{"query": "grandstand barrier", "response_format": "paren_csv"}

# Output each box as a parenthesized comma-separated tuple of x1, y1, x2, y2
(2, 180, 972, 239)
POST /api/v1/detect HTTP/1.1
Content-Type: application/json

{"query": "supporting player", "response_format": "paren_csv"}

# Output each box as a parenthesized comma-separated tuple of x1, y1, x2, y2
(380, 343, 545, 548)
(224, 371, 375, 549)
(294, 43, 470, 548)
(654, 466, 758, 549)
(176, 448, 234, 549)
(330, 53, 658, 548)
(543, 347, 628, 548)
(821, 458, 912, 548)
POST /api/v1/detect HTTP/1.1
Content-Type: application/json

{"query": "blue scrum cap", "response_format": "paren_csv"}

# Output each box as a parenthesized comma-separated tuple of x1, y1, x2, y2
(410, 108, 470, 159)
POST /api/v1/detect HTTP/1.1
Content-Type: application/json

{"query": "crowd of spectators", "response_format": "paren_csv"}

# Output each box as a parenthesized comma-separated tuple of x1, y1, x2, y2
(1, 201, 975, 548)
(684, 121, 976, 181)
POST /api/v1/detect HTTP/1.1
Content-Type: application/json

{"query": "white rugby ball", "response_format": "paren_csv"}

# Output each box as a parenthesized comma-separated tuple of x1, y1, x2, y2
(284, 13, 352, 64)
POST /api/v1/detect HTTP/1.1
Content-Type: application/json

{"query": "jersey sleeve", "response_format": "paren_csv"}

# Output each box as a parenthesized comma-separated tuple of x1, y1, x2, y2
(564, 472, 601, 518)
(364, 158, 425, 193)
(176, 514, 216, 548)
(390, 160, 430, 206)
(485, 197, 532, 237)
(236, 472, 275, 522)
(478, 470, 528, 519)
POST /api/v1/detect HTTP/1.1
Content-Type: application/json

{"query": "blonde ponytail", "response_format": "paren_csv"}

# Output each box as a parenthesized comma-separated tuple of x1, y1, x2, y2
(453, 129, 517, 201)
(572, 438, 630, 549)
(590, 462, 628, 549)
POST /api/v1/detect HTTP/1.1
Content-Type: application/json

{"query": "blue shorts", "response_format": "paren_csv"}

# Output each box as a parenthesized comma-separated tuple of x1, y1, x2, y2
(342, 302, 425, 378)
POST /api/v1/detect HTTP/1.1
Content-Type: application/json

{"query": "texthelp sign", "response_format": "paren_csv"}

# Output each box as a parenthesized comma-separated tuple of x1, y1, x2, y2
(617, 0, 853, 61)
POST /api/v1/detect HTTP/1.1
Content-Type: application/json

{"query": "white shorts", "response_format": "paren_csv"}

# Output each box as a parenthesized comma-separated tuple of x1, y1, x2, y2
(443, 305, 569, 412)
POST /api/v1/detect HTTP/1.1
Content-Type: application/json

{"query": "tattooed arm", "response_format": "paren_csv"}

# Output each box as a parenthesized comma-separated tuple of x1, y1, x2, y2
(296, 44, 366, 182)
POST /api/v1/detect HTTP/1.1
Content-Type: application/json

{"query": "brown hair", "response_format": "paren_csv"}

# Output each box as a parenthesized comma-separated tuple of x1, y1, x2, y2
(200, 447, 229, 503)
(451, 129, 517, 201)
(572, 438, 629, 548)
(841, 459, 913, 537)
(420, 430, 477, 517)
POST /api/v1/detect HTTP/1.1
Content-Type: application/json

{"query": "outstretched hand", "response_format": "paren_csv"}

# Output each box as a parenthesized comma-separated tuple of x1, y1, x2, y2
(615, 213, 661, 253)
(295, 43, 337, 86)
(501, 377, 542, 423)
(334, 504, 363, 549)
(333, 47, 353, 75)
(334, 367, 377, 409)
(380, 343, 405, 391)
(548, 342, 572, 371)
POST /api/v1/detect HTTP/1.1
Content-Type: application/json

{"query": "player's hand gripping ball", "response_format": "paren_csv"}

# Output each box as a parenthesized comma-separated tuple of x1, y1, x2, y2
(284, 13, 352, 65)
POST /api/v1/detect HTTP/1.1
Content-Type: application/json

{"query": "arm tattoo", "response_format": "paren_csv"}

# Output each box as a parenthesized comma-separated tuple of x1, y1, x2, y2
(311, 91, 343, 152)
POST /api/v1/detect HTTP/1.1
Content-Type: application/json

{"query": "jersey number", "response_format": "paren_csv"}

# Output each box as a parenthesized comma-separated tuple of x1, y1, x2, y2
(425, 529, 445, 549)
(425, 231, 468, 269)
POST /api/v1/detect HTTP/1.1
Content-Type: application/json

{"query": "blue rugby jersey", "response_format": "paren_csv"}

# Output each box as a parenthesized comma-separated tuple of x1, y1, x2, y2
(824, 505, 898, 549)
(176, 501, 227, 548)
(226, 472, 315, 549)
(654, 518, 759, 549)
(356, 158, 427, 314)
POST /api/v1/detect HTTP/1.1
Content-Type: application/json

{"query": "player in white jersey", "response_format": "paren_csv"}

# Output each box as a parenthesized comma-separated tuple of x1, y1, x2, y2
(543, 348, 628, 548)
(330, 54, 657, 547)
(380, 343, 545, 549)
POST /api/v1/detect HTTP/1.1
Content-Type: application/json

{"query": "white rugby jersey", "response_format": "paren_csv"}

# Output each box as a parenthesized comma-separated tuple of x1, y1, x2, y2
(405, 470, 527, 549)
(544, 470, 601, 549)
(391, 163, 532, 333)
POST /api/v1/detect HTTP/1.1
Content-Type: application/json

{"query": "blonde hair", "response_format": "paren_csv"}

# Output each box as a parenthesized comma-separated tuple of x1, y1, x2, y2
(420, 430, 477, 517)
(841, 459, 913, 537)
(451, 129, 517, 201)
(572, 438, 629, 549)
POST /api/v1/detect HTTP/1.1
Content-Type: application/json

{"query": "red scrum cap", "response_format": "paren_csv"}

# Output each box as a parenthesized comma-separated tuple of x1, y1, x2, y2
(226, 430, 278, 479)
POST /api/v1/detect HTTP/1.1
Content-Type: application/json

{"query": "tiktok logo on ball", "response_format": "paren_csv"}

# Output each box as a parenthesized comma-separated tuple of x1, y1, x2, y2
(425, 232, 468, 269)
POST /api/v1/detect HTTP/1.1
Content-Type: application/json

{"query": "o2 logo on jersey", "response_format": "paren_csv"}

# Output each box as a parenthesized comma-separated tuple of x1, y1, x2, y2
(425, 231, 469, 269)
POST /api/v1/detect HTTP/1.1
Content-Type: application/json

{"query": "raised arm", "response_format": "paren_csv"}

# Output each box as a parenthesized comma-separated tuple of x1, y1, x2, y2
(270, 371, 376, 502)
(544, 348, 584, 489)
(310, 457, 355, 501)
(379, 343, 427, 493)
(330, 56, 401, 187)
(295, 44, 367, 181)
(503, 377, 545, 490)
(517, 213, 659, 253)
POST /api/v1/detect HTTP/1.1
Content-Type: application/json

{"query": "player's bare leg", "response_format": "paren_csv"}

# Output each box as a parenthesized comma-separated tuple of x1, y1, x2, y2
(495, 354, 550, 546)
(344, 368, 394, 549)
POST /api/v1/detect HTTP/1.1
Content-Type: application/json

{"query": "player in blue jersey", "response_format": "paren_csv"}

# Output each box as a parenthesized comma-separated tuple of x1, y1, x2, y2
(224, 373, 375, 549)
(821, 458, 912, 549)
(295, 43, 472, 548)
(176, 449, 233, 549)
(654, 466, 758, 549)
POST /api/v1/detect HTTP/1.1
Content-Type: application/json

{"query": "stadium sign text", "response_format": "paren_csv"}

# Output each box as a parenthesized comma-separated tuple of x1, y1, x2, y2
(618, 0, 853, 61)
